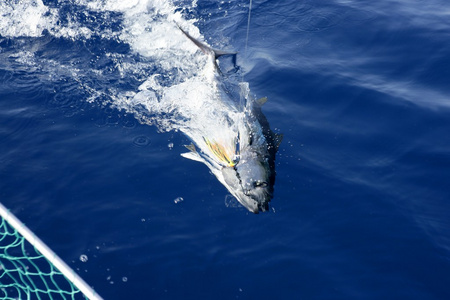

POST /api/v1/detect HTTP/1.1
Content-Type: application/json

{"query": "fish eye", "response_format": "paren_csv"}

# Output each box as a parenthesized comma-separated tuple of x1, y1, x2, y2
(254, 181, 268, 188)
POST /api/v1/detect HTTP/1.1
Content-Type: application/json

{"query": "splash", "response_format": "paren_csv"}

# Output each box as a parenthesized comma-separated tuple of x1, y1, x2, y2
(0, 0, 281, 213)
(0, 0, 226, 133)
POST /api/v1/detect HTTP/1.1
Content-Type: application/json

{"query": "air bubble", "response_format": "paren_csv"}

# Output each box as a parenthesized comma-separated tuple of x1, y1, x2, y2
(224, 194, 241, 208)
(79, 254, 88, 262)
(174, 197, 184, 204)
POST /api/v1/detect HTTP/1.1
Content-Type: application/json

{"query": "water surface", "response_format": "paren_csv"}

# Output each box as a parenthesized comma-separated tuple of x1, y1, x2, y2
(1, 0, 450, 299)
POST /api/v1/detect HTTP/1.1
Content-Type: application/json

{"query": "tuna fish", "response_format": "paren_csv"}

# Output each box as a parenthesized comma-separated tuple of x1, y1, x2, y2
(177, 25, 282, 213)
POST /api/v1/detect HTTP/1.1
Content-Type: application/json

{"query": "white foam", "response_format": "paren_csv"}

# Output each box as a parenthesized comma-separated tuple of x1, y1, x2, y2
(1, 0, 245, 142)
(0, 0, 57, 37)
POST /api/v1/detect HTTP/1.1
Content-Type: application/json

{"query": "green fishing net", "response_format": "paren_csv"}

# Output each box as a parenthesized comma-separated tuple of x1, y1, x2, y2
(0, 214, 87, 299)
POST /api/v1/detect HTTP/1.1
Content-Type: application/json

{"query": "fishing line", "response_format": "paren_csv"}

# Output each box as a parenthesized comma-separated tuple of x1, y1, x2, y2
(240, 0, 253, 109)
(243, 0, 253, 69)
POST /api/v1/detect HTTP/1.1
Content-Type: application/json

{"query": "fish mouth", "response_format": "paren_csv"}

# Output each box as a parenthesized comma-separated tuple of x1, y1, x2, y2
(218, 165, 272, 213)
(233, 188, 271, 214)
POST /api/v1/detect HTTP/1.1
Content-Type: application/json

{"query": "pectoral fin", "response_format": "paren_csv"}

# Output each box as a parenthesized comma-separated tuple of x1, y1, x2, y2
(181, 151, 204, 163)
(184, 143, 197, 153)
(203, 137, 237, 167)
(181, 143, 204, 162)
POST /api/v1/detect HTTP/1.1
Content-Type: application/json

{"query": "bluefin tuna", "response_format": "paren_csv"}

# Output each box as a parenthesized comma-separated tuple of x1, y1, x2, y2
(177, 25, 282, 213)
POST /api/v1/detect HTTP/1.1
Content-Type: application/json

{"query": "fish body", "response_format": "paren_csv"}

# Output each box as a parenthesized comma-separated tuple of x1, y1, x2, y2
(178, 26, 282, 213)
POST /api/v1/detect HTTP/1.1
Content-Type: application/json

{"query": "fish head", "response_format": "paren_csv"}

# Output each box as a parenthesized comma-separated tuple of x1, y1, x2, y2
(220, 149, 273, 213)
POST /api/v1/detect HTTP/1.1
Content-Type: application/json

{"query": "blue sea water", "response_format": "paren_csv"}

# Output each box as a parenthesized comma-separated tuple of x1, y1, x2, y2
(1, 0, 450, 299)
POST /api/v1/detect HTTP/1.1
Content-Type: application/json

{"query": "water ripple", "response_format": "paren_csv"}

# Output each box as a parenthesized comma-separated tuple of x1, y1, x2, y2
(132, 135, 150, 147)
